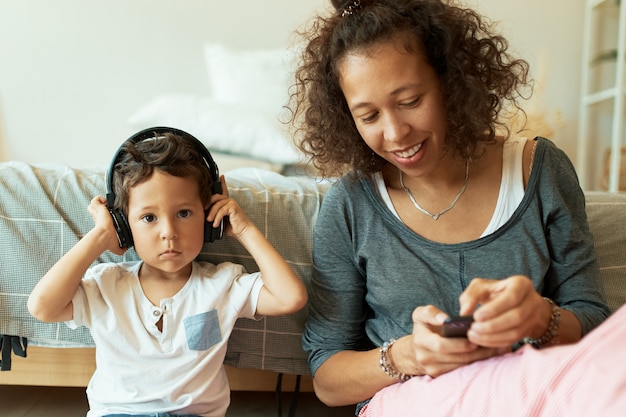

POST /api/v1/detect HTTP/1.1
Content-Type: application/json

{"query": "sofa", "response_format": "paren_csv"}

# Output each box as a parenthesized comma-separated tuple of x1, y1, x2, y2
(0, 162, 625, 390)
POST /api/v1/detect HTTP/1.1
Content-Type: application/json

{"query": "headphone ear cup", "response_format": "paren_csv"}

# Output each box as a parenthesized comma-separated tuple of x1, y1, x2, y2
(206, 220, 224, 243)
(203, 210, 224, 243)
(207, 180, 224, 242)
(108, 208, 134, 248)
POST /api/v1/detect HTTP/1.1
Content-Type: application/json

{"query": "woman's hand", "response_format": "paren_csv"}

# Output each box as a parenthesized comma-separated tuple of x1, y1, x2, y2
(459, 275, 552, 348)
(393, 305, 503, 378)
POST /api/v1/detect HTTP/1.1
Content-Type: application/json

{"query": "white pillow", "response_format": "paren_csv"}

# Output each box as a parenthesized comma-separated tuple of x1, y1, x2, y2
(127, 94, 303, 165)
(203, 43, 295, 112)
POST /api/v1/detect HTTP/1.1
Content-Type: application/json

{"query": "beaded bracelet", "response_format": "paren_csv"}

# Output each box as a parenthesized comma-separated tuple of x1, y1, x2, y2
(522, 297, 561, 349)
(379, 338, 412, 382)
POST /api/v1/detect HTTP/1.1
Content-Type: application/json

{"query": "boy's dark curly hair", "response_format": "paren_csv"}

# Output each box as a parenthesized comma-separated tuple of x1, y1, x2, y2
(288, 0, 531, 178)
(112, 132, 214, 215)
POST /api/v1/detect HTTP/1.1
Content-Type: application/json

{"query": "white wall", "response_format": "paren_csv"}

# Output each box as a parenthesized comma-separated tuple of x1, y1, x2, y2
(0, 0, 585, 173)
(0, 0, 326, 167)
(469, 0, 586, 173)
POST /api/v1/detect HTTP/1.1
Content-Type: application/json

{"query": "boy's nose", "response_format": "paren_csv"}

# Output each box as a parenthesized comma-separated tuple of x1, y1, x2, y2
(160, 221, 178, 240)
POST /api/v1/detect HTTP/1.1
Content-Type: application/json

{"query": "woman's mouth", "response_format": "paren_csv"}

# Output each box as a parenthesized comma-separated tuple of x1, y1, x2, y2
(394, 142, 423, 159)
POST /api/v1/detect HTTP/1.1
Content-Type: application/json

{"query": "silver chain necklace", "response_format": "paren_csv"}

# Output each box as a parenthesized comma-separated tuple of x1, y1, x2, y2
(399, 161, 470, 220)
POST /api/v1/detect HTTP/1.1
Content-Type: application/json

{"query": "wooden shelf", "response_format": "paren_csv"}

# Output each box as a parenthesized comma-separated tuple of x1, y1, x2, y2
(577, 0, 626, 192)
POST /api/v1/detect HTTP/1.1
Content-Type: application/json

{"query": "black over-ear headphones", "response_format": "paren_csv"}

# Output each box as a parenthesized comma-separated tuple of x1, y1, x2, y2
(105, 126, 224, 248)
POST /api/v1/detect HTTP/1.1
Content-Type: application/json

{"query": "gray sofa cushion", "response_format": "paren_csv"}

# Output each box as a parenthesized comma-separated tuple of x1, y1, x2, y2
(584, 191, 626, 313)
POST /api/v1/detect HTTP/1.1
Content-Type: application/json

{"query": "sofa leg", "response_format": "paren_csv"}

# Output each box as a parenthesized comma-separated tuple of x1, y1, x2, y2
(276, 373, 302, 417)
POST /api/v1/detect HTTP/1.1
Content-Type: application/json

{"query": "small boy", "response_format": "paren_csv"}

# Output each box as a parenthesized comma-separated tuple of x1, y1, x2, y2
(28, 132, 308, 417)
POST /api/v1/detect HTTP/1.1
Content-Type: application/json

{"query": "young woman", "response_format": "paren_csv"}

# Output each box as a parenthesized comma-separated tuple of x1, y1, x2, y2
(288, 0, 611, 414)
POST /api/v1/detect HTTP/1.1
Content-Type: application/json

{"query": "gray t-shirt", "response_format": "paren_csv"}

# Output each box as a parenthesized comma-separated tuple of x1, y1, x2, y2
(302, 137, 610, 376)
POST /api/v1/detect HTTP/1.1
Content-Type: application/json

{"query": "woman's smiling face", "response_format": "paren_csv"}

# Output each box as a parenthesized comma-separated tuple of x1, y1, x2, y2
(338, 37, 449, 177)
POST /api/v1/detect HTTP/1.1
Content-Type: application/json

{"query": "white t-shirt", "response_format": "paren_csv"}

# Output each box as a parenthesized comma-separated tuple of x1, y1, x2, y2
(68, 260, 264, 417)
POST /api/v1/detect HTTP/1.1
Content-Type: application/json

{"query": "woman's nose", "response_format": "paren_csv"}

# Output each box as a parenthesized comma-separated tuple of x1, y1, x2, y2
(382, 112, 410, 143)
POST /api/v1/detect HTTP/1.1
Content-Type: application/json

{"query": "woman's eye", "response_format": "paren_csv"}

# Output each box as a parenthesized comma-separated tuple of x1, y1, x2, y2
(178, 210, 191, 218)
(141, 214, 156, 223)
(400, 96, 421, 107)
(360, 112, 378, 123)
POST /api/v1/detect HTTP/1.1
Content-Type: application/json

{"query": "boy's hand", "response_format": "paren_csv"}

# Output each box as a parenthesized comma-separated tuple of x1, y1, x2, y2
(206, 176, 254, 239)
(88, 196, 127, 256)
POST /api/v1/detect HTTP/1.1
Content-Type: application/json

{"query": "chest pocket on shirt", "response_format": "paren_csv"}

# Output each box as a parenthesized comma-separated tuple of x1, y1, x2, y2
(183, 310, 222, 351)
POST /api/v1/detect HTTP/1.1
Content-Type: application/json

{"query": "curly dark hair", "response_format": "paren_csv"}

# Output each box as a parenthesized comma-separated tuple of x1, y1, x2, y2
(112, 132, 214, 215)
(288, 0, 531, 178)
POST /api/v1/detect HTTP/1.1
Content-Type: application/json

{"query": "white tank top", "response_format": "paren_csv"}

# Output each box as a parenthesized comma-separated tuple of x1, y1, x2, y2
(375, 137, 528, 237)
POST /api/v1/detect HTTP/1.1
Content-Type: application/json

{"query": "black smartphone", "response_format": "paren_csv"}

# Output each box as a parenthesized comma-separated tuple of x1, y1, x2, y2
(441, 315, 474, 338)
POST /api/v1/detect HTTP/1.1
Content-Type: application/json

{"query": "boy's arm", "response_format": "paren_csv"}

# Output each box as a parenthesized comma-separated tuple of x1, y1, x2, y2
(27, 196, 125, 323)
(236, 225, 308, 316)
(207, 177, 308, 317)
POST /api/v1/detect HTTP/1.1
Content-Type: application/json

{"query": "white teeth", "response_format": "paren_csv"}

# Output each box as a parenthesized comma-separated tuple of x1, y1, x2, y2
(395, 143, 422, 158)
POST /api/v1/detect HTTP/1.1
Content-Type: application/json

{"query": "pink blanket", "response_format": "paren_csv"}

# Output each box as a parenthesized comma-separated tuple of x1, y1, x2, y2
(361, 304, 626, 417)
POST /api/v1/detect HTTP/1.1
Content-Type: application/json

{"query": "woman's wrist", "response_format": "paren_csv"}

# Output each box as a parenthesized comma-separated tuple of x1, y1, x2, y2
(379, 338, 412, 382)
(523, 297, 561, 348)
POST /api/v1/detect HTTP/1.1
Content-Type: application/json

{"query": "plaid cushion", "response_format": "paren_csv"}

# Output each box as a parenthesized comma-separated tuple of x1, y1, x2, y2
(0, 162, 329, 375)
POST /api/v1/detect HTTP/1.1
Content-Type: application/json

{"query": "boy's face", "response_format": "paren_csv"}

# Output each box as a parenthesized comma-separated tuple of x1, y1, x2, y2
(127, 170, 206, 276)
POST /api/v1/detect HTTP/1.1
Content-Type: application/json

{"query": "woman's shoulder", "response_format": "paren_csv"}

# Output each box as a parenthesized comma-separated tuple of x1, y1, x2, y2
(329, 171, 374, 192)
(531, 136, 575, 170)
(528, 135, 563, 153)
(526, 136, 583, 203)
(504, 135, 569, 173)
(323, 172, 376, 206)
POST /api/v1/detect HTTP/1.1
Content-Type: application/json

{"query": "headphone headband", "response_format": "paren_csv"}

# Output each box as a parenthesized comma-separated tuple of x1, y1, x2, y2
(105, 126, 223, 248)
(105, 127, 221, 205)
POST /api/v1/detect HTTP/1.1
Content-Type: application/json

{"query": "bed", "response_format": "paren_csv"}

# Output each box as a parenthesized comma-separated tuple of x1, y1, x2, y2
(0, 162, 329, 392)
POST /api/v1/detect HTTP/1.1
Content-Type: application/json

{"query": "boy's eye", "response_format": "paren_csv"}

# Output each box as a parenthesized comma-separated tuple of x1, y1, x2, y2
(178, 210, 191, 218)
(141, 214, 156, 223)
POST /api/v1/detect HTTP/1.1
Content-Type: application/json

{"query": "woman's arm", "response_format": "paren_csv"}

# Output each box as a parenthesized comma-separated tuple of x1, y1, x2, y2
(28, 196, 124, 322)
(312, 316, 502, 407)
(537, 139, 610, 334)
(312, 348, 393, 407)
